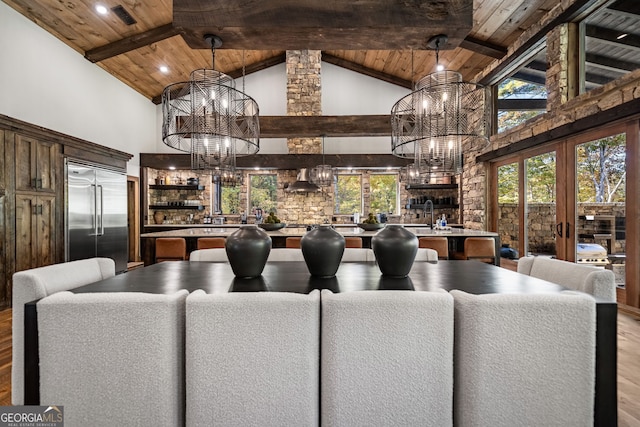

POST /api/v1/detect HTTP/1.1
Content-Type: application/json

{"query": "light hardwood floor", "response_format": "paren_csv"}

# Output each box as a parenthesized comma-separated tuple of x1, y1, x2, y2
(0, 307, 638, 424)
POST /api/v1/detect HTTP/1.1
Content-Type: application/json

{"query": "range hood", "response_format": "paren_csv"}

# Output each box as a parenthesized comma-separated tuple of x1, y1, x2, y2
(285, 168, 321, 193)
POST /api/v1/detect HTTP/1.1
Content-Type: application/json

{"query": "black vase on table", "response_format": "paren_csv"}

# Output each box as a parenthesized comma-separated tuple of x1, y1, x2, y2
(371, 225, 418, 277)
(301, 225, 345, 277)
(225, 225, 272, 278)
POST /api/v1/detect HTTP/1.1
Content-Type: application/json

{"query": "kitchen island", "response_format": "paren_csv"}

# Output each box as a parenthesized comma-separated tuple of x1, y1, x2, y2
(140, 225, 500, 266)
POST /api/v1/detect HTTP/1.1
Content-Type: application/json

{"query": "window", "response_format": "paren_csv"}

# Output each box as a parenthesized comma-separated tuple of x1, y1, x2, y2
(496, 46, 547, 133)
(249, 174, 277, 214)
(580, 0, 640, 94)
(334, 174, 362, 214)
(221, 186, 240, 214)
(369, 174, 399, 214)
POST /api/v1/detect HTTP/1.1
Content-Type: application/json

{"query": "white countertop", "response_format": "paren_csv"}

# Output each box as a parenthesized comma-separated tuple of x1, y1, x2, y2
(141, 225, 497, 238)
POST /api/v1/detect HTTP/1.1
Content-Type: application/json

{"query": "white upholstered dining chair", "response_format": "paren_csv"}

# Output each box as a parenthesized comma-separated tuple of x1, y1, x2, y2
(320, 289, 454, 426)
(11, 257, 115, 405)
(189, 248, 229, 262)
(186, 289, 320, 426)
(38, 290, 188, 427)
(517, 256, 616, 301)
(451, 290, 596, 427)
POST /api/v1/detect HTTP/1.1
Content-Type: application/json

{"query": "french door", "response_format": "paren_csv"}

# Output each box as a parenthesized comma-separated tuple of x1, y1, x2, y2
(490, 120, 639, 307)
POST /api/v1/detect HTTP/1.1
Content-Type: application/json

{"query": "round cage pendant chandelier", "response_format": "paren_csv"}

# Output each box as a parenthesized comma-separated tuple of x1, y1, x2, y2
(391, 35, 488, 178)
(161, 35, 259, 176)
(310, 135, 335, 186)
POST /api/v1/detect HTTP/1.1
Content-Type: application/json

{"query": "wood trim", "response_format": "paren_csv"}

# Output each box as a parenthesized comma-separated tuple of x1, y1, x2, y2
(127, 176, 140, 262)
(626, 119, 639, 308)
(140, 153, 412, 170)
(557, 141, 570, 261)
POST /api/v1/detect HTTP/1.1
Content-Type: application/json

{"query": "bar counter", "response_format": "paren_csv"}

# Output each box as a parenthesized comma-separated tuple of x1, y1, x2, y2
(140, 225, 500, 266)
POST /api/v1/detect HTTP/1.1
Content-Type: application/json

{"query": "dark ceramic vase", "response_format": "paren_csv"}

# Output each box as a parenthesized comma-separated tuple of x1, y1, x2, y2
(225, 225, 272, 278)
(301, 225, 345, 277)
(371, 225, 418, 277)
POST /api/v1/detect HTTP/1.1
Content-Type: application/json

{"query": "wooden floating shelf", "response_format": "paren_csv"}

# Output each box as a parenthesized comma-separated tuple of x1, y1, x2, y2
(149, 205, 205, 210)
(149, 184, 205, 190)
(404, 184, 458, 190)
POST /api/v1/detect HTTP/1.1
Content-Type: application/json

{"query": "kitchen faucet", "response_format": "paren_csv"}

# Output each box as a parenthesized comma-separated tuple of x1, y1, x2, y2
(423, 199, 434, 229)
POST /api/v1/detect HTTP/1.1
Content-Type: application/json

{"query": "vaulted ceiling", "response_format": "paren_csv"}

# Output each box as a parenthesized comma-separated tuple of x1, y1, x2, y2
(3, 0, 638, 104)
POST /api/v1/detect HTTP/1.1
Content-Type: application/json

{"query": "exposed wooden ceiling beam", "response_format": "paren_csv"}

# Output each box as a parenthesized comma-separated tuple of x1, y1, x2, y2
(459, 36, 507, 59)
(260, 115, 392, 138)
(321, 54, 412, 89)
(496, 99, 547, 110)
(174, 0, 473, 50)
(140, 153, 410, 170)
(84, 23, 181, 63)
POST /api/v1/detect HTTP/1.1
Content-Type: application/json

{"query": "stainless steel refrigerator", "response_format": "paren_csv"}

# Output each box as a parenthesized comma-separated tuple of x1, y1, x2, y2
(65, 160, 128, 273)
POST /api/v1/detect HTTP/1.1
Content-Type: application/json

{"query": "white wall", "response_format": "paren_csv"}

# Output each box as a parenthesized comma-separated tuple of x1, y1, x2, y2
(0, 2, 157, 176)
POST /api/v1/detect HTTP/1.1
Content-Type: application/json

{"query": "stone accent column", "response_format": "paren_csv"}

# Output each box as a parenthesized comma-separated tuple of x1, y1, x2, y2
(546, 24, 571, 112)
(286, 50, 322, 154)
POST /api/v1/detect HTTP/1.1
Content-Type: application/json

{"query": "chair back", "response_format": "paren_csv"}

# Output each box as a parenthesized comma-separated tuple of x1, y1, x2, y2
(414, 248, 438, 262)
(11, 257, 115, 405)
(38, 290, 188, 426)
(197, 237, 226, 250)
(451, 290, 596, 427)
(321, 290, 454, 426)
(341, 248, 375, 262)
(155, 237, 187, 262)
(525, 256, 616, 301)
(463, 237, 496, 263)
(285, 237, 302, 248)
(419, 236, 449, 259)
(344, 237, 363, 248)
(267, 248, 306, 262)
(189, 248, 228, 262)
(186, 290, 320, 426)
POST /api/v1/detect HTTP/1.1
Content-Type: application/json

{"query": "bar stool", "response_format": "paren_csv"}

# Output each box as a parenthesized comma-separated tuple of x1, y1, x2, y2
(197, 237, 226, 250)
(454, 237, 496, 264)
(418, 237, 449, 260)
(345, 237, 363, 248)
(155, 238, 187, 263)
(285, 237, 302, 248)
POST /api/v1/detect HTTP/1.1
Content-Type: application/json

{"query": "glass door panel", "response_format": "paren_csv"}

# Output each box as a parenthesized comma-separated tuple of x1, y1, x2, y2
(525, 152, 557, 256)
(575, 133, 626, 284)
(497, 162, 520, 259)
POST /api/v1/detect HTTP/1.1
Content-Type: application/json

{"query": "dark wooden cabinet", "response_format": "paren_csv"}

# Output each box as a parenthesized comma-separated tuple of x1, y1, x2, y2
(15, 194, 57, 272)
(14, 133, 59, 193)
(0, 114, 133, 309)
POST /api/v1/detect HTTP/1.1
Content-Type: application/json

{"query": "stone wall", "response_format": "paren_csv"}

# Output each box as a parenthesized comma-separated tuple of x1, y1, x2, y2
(498, 203, 626, 255)
(286, 50, 322, 154)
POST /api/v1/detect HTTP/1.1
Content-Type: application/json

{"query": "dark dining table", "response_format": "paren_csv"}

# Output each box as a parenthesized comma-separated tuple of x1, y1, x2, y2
(24, 260, 617, 426)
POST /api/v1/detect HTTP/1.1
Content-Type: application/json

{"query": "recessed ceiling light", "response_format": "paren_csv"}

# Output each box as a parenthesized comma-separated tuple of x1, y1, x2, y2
(617, 33, 628, 40)
(159, 66, 169, 74)
(169, 166, 176, 170)
(95, 4, 108, 15)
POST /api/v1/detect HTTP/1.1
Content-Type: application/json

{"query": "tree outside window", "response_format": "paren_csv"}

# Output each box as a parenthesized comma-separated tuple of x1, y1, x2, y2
(369, 174, 398, 214)
(221, 186, 240, 214)
(334, 174, 362, 214)
(576, 134, 626, 203)
(249, 174, 277, 214)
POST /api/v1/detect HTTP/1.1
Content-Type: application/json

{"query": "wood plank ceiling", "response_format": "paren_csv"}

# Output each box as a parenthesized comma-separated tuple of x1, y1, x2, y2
(4, 0, 569, 104)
